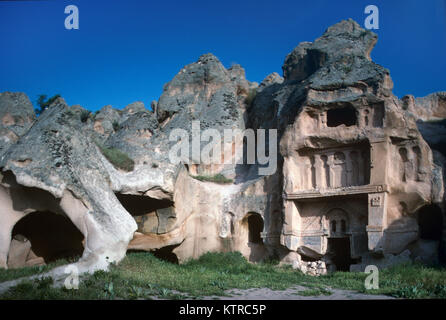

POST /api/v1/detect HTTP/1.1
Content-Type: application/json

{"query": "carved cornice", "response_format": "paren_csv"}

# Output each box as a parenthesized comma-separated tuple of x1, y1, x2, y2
(284, 184, 388, 200)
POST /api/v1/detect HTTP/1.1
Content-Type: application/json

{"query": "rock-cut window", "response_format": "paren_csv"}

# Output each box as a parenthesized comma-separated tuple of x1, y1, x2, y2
(326, 106, 357, 127)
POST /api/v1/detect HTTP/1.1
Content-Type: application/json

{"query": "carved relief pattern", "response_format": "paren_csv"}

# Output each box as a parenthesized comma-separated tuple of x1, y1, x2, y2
(297, 146, 371, 191)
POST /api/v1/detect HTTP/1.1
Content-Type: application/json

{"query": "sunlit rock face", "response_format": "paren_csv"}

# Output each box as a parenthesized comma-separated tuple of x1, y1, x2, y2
(0, 92, 36, 158)
(0, 99, 137, 273)
(250, 19, 445, 272)
(0, 19, 444, 274)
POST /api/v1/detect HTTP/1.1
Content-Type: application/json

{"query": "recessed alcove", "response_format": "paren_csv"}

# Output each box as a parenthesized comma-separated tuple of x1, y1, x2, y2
(327, 106, 357, 127)
(11, 211, 84, 263)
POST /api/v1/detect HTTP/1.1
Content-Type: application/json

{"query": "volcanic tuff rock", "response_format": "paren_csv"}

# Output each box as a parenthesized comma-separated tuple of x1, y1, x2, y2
(0, 92, 36, 157)
(0, 19, 445, 274)
(0, 99, 137, 272)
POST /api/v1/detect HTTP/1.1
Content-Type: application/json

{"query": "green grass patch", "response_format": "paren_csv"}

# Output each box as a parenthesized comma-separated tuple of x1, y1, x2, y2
(96, 142, 135, 172)
(1, 252, 445, 299)
(191, 174, 233, 184)
(0, 259, 68, 283)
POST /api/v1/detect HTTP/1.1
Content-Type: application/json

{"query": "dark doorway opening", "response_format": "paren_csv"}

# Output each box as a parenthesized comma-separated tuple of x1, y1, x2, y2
(417, 204, 443, 240)
(115, 193, 173, 217)
(152, 244, 179, 264)
(327, 237, 353, 271)
(128, 242, 181, 264)
(327, 106, 357, 127)
(12, 211, 84, 263)
(246, 214, 264, 244)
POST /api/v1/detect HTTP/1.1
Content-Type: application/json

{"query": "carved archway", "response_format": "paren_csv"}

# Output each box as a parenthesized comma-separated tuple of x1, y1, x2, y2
(324, 208, 350, 238)
(321, 206, 356, 271)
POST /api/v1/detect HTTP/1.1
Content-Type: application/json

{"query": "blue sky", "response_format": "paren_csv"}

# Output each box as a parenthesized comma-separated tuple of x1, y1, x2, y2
(0, 0, 445, 111)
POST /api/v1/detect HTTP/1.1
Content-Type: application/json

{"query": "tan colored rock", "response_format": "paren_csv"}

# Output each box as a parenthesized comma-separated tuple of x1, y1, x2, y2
(276, 20, 443, 272)
(7, 237, 32, 269)
(402, 92, 446, 121)
(0, 19, 444, 277)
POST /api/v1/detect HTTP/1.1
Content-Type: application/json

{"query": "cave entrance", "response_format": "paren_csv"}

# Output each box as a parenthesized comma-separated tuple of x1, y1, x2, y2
(327, 237, 353, 271)
(128, 243, 181, 264)
(152, 244, 180, 264)
(417, 204, 443, 240)
(327, 106, 357, 127)
(116, 193, 175, 235)
(243, 213, 264, 244)
(11, 211, 84, 263)
(115, 193, 173, 216)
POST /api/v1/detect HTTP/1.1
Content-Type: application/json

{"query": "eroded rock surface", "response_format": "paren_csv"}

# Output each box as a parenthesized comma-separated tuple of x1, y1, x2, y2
(0, 19, 445, 274)
(0, 99, 137, 272)
(0, 92, 35, 157)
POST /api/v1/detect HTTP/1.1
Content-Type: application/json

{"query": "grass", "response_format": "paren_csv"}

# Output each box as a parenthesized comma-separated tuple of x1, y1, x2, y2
(0, 252, 445, 299)
(296, 286, 332, 296)
(191, 174, 233, 184)
(96, 142, 135, 172)
(0, 259, 68, 283)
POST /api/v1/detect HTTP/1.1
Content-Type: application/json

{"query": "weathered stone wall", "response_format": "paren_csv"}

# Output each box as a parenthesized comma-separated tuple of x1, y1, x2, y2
(0, 19, 444, 275)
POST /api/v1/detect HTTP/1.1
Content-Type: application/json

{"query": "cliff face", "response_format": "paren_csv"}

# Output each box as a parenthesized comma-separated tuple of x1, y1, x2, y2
(0, 19, 444, 275)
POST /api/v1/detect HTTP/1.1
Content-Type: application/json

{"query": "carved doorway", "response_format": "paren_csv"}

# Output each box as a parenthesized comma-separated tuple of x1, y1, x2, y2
(327, 237, 353, 271)
(325, 208, 354, 271)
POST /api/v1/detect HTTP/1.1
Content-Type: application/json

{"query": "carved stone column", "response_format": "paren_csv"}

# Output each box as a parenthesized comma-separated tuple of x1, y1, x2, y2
(314, 154, 325, 189)
(280, 200, 301, 251)
(366, 192, 387, 253)
(369, 139, 388, 185)
(327, 153, 335, 188)
(345, 150, 354, 186)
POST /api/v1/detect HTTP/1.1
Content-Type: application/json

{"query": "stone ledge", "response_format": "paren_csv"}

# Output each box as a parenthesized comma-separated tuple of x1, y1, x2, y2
(284, 184, 388, 200)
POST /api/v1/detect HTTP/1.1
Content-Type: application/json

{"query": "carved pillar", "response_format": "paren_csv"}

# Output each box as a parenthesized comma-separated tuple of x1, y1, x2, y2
(280, 200, 301, 251)
(346, 151, 354, 186)
(332, 152, 347, 187)
(327, 153, 335, 188)
(302, 157, 313, 190)
(366, 192, 387, 253)
(369, 139, 388, 185)
(314, 154, 325, 189)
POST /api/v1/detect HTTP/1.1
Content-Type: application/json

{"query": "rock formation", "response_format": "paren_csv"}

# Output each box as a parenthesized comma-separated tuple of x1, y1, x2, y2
(0, 19, 444, 275)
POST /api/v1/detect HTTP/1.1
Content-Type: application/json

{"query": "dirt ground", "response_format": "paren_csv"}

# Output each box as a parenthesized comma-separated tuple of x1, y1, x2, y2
(200, 286, 394, 300)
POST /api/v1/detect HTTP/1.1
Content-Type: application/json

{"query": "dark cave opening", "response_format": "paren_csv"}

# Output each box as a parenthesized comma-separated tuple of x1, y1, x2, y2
(128, 243, 180, 264)
(246, 213, 264, 244)
(417, 204, 443, 241)
(327, 237, 353, 271)
(115, 193, 173, 217)
(11, 211, 84, 263)
(327, 106, 357, 127)
(152, 244, 180, 264)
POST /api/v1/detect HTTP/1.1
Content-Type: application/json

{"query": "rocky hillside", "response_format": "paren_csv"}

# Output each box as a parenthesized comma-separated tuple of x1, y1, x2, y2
(0, 19, 444, 277)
